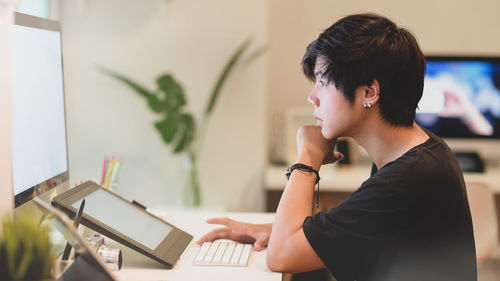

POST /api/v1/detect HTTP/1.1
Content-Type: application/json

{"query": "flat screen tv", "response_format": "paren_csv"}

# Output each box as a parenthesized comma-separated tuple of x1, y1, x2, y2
(416, 56, 500, 139)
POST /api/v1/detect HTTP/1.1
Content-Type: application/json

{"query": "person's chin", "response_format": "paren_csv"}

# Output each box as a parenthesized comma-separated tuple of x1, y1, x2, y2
(322, 126, 343, 140)
(321, 127, 334, 139)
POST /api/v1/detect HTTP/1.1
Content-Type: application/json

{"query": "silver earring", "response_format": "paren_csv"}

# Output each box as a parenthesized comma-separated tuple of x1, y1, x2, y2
(363, 102, 372, 109)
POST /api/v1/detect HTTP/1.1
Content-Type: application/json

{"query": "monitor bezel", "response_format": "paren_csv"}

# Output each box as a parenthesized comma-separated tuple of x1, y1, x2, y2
(425, 55, 500, 64)
(13, 12, 70, 206)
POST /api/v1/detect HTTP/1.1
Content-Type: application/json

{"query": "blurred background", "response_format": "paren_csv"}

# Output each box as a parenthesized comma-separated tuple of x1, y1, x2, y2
(12, 0, 500, 213)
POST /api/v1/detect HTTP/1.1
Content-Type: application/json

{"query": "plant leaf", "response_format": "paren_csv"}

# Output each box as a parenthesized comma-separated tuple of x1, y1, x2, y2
(98, 66, 154, 99)
(156, 74, 186, 109)
(239, 45, 266, 67)
(148, 94, 166, 113)
(0, 215, 55, 281)
(15, 237, 33, 280)
(205, 39, 251, 115)
(173, 114, 195, 153)
(5, 224, 18, 278)
(154, 113, 179, 144)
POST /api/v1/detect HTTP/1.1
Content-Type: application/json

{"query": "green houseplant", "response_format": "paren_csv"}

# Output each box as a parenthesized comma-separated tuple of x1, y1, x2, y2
(0, 213, 56, 281)
(101, 40, 263, 206)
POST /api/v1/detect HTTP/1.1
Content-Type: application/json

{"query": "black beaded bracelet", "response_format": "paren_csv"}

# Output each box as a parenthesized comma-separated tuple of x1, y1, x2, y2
(285, 163, 321, 208)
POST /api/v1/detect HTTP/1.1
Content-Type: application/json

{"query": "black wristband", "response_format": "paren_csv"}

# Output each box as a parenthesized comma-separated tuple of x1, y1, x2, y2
(285, 163, 321, 208)
(285, 163, 320, 183)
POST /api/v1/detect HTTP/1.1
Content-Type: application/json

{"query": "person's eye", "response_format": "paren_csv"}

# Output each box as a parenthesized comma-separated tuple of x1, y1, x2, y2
(319, 81, 326, 87)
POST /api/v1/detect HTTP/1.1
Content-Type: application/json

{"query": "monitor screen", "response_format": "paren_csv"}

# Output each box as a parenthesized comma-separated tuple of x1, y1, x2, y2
(12, 13, 69, 206)
(71, 189, 173, 250)
(416, 56, 500, 138)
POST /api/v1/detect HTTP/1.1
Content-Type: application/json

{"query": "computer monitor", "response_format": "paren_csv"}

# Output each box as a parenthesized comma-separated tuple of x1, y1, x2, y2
(416, 56, 500, 139)
(12, 12, 69, 207)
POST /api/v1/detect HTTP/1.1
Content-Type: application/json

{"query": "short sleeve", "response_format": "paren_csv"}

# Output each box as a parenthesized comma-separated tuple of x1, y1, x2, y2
(302, 181, 414, 281)
(303, 211, 379, 280)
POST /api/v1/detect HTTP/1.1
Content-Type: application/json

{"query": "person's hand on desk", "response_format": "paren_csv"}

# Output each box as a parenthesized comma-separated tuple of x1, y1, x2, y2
(196, 217, 272, 251)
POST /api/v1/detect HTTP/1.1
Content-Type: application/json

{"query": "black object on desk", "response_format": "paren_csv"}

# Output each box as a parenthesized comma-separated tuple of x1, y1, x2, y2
(454, 152, 485, 173)
(62, 199, 85, 260)
(131, 200, 147, 210)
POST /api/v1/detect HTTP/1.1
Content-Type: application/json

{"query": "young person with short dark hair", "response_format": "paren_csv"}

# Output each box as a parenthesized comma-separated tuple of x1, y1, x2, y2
(198, 13, 477, 281)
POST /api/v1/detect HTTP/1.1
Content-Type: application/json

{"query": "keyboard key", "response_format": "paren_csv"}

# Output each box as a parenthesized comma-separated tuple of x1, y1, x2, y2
(229, 243, 244, 265)
(194, 241, 252, 267)
(212, 242, 227, 263)
(194, 242, 211, 263)
(239, 244, 252, 265)
(221, 243, 236, 264)
(203, 242, 219, 263)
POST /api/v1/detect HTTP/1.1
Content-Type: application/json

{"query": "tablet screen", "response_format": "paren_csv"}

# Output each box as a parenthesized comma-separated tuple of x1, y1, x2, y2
(72, 189, 172, 250)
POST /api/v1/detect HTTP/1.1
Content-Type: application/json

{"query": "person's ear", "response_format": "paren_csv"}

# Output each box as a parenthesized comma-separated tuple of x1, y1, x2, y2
(360, 80, 380, 109)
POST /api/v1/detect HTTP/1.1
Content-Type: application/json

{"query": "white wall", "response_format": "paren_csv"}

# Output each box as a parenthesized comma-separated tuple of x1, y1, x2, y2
(13, 0, 499, 213)
(0, 1, 15, 216)
(59, 0, 268, 211)
(267, 0, 500, 162)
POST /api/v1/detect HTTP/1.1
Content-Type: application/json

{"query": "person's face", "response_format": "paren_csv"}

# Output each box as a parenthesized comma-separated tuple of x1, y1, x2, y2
(308, 57, 356, 139)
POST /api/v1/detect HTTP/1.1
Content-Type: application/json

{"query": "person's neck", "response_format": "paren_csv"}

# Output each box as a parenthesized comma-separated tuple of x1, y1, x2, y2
(352, 119, 429, 170)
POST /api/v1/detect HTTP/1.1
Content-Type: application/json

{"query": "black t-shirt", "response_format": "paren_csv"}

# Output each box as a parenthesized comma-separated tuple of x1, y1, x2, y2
(303, 131, 477, 281)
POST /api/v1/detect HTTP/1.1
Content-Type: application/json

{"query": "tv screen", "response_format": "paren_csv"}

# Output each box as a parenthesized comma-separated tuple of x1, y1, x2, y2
(416, 56, 500, 138)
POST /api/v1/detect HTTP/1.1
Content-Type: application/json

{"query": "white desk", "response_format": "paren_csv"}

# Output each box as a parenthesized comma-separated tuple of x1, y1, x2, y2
(114, 210, 280, 281)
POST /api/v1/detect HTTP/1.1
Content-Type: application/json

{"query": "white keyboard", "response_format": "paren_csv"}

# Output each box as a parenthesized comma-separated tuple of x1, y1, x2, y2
(193, 241, 252, 266)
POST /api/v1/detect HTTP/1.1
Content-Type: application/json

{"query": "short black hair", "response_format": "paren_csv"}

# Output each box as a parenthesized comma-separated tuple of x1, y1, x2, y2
(302, 13, 426, 127)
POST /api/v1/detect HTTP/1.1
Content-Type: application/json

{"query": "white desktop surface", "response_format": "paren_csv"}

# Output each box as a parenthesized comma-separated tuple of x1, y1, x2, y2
(114, 210, 280, 281)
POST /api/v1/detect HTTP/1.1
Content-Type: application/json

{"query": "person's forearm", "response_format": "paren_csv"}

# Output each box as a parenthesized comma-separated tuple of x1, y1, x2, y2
(268, 151, 321, 253)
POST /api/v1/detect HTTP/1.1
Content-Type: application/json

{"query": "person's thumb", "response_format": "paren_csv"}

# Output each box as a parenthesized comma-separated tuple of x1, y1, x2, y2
(334, 152, 344, 162)
(323, 151, 344, 164)
(253, 237, 268, 251)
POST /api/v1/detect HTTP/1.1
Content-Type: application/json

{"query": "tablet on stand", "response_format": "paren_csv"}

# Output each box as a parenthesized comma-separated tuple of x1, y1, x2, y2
(51, 181, 193, 268)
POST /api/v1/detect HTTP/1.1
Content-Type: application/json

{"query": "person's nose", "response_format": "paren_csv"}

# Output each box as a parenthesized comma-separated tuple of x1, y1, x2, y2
(308, 87, 319, 107)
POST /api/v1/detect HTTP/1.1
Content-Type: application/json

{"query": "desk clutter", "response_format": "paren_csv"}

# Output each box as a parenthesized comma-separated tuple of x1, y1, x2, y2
(85, 234, 123, 271)
(60, 234, 123, 274)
